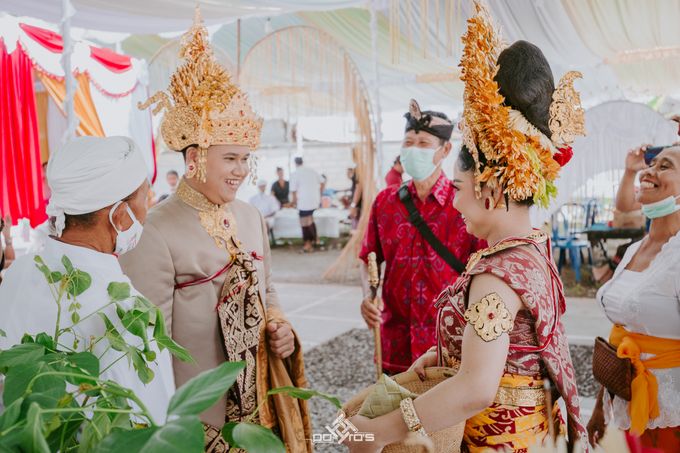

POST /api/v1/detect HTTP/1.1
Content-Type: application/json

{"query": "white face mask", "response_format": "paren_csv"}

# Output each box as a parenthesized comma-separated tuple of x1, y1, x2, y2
(400, 146, 440, 181)
(641, 194, 680, 219)
(108, 201, 143, 255)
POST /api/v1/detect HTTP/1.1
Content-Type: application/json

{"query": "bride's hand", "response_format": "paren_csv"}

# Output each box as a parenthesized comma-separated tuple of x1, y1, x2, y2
(408, 350, 438, 381)
(342, 415, 384, 453)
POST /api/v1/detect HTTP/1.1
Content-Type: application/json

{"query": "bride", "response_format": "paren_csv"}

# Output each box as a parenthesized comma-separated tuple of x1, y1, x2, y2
(345, 3, 588, 452)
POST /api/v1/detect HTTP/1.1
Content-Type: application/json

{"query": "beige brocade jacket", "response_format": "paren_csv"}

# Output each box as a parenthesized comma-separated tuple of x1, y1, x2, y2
(119, 193, 282, 427)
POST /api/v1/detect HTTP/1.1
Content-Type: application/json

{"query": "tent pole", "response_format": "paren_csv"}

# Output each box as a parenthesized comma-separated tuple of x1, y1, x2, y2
(60, 0, 78, 144)
(236, 19, 241, 80)
(369, 0, 384, 187)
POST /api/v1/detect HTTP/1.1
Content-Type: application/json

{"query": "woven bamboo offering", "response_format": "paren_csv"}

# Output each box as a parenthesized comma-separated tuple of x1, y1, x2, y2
(342, 367, 464, 453)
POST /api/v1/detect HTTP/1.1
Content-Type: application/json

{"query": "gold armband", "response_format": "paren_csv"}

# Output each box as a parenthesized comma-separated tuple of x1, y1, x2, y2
(464, 292, 513, 342)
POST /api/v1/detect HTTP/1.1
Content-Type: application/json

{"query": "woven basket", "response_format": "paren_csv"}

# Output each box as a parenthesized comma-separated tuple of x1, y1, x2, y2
(342, 367, 464, 453)
(592, 337, 633, 401)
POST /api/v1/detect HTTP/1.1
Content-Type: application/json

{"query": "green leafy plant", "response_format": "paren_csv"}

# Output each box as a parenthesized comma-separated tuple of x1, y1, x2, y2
(0, 255, 340, 452)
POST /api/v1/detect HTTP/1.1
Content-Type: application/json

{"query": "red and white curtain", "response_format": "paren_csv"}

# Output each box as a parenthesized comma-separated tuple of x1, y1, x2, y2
(0, 14, 155, 227)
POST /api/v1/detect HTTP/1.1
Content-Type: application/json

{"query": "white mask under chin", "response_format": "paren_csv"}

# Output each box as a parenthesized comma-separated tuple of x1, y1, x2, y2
(109, 201, 144, 255)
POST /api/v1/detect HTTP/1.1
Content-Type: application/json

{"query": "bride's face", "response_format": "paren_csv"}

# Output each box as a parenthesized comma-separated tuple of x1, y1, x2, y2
(452, 164, 490, 239)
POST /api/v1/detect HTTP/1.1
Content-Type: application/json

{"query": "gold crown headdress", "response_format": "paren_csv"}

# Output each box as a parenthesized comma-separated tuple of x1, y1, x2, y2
(459, 1, 586, 208)
(139, 6, 263, 183)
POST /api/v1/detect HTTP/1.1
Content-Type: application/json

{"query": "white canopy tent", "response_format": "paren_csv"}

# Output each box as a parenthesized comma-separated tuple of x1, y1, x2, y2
(4, 0, 680, 217)
(0, 0, 363, 33)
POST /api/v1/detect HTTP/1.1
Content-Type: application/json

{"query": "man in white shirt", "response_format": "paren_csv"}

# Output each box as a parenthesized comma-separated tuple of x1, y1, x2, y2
(290, 157, 324, 253)
(0, 136, 175, 423)
(249, 179, 280, 230)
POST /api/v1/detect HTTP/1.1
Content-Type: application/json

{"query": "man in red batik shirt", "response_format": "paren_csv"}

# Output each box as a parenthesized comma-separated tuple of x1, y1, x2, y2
(384, 156, 404, 187)
(359, 99, 485, 374)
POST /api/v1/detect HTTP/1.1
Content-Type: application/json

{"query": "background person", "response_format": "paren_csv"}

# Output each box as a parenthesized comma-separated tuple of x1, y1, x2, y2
(588, 146, 680, 452)
(290, 157, 324, 253)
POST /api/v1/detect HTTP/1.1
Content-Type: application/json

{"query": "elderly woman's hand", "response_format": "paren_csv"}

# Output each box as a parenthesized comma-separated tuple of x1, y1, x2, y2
(625, 145, 650, 174)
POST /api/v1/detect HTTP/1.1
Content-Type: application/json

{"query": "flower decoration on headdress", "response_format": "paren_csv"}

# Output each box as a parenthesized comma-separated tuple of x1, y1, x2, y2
(138, 6, 263, 183)
(459, 1, 585, 208)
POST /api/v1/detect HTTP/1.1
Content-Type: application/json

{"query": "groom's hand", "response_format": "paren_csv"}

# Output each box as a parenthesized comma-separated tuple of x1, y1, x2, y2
(267, 322, 295, 359)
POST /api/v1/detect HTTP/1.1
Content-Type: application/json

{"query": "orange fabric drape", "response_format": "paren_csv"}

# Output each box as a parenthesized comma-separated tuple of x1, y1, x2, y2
(34, 91, 50, 163)
(610, 325, 680, 435)
(37, 72, 105, 137)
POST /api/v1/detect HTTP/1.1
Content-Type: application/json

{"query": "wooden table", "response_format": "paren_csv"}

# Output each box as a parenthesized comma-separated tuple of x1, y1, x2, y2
(585, 225, 645, 260)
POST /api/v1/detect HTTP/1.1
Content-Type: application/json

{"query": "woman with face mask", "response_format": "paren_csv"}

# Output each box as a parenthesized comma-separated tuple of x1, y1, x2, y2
(0, 136, 175, 423)
(588, 147, 680, 452)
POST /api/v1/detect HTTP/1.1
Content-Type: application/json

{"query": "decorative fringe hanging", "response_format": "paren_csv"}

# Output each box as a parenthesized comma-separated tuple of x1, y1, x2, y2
(323, 52, 377, 283)
(389, 0, 463, 64)
(239, 26, 377, 282)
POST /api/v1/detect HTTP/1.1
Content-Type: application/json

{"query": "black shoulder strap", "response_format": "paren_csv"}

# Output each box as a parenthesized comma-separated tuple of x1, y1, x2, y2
(398, 183, 466, 274)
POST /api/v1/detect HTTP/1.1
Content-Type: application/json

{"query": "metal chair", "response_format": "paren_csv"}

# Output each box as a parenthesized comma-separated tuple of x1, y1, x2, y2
(551, 203, 592, 283)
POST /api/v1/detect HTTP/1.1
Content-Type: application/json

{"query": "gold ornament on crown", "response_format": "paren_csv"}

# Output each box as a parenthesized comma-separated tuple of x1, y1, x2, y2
(549, 71, 586, 147)
(459, 1, 585, 208)
(138, 6, 263, 183)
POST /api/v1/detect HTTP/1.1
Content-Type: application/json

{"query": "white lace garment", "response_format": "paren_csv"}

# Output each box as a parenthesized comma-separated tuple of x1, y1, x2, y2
(596, 231, 680, 430)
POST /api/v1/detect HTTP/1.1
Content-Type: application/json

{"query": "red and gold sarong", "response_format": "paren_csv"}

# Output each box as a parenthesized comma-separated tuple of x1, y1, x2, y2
(464, 374, 564, 453)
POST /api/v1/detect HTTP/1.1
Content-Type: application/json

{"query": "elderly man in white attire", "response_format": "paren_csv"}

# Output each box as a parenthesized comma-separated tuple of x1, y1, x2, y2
(0, 136, 174, 423)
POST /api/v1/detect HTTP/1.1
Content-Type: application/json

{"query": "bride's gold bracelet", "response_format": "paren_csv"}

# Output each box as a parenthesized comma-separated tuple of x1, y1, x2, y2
(399, 397, 427, 437)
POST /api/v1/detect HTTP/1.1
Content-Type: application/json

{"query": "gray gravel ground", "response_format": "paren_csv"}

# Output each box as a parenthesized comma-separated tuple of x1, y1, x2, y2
(303, 329, 597, 452)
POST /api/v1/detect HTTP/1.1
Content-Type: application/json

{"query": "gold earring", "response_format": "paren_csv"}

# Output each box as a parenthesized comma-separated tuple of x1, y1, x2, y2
(186, 162, 197, 179)
(485, 196, 495, 211)
(196, 148, 208, 184)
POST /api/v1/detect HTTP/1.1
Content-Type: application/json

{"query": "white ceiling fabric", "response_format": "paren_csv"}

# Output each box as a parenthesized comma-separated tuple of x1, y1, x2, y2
(4, 1, 680, 110)
(0, 0, 364, 33)
(4, 0, 680, 212)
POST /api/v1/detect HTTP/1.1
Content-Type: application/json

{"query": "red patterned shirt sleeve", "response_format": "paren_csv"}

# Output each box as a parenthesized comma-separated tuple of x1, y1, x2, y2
(359, 190, 384, 264)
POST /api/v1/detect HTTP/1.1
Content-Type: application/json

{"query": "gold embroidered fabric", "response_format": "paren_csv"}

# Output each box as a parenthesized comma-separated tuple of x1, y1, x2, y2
(203, 423, 232, 453)
(493, 384, 546, 407)
(465, 231, 547, 272)
(464, 293, 513, 342)
(217, 249, 264, 422)
(175, 179, 240, 254)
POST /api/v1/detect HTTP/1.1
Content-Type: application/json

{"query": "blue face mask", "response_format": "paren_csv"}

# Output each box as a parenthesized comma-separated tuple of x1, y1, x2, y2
(400, 146, 440, 181)
(641, 194, 680, 219)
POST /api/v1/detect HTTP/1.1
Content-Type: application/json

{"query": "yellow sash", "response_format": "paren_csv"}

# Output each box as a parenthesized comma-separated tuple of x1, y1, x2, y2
(609, 324, 680, 435)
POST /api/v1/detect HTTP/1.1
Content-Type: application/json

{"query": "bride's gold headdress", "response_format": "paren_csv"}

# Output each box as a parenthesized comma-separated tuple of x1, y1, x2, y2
(139, 6, 263, 183)
(460, 1, 585, 208)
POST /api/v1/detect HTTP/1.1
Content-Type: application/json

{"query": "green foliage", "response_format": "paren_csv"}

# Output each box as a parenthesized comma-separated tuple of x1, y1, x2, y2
(267, 386, 342, 409)
(167, 362, 245, 417)
(222, 422, 285, 453)
(0, 255, 337, 452)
